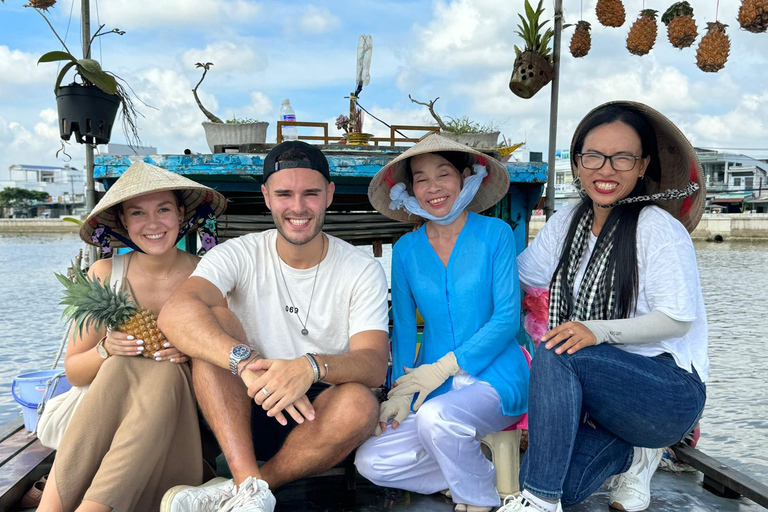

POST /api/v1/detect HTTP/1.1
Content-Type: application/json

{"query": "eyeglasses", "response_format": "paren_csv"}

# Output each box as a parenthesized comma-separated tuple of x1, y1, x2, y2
(577, 152, 641, 172)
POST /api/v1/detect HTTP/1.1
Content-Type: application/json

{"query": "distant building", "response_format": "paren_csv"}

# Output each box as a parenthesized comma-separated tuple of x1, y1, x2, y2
(0, 164, 85, 218)
(696, 149, 768, 213)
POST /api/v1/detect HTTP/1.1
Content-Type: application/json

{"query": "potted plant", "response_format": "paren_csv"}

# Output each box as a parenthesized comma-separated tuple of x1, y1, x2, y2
(3, 0, 142, 145)
(509, 0, 556, 99)
(408, 95, 500, 148)
(335, 108, 373, 145)
(193, 62, 269, 152)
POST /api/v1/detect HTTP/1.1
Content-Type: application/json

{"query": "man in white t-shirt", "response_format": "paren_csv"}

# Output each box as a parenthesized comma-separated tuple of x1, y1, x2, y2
(158, 141, 390, 512)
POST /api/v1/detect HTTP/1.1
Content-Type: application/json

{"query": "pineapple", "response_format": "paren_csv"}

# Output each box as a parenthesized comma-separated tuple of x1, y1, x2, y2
(570, 21, 592, 58)
(627, 9, 659, 56)
(56, 263, 166, 358)
(738, 0, 768, 33)
(662, 2, 698, 49)
(696, 22, 730, 72)
(596, 0, 626, 27)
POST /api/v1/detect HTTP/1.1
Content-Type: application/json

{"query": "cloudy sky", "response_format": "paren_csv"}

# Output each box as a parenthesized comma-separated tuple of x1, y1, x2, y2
(1, 0, 767, 175)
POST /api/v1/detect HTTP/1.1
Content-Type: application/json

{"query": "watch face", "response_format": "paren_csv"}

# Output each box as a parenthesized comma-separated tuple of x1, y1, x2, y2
(97, 345, 109, 359)
(232, 344, 251, 360)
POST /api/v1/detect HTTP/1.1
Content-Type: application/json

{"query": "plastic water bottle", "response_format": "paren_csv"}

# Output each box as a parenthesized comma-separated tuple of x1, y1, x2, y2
(280, 99, 297, 141)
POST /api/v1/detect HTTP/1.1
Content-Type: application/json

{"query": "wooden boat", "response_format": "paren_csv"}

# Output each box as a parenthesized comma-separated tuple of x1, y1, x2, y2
(2, 131, 766, 511)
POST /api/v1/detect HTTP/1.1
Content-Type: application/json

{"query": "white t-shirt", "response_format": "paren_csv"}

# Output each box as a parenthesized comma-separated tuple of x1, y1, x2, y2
(192, 230, 389, 360)
(518, 204, 710, 381)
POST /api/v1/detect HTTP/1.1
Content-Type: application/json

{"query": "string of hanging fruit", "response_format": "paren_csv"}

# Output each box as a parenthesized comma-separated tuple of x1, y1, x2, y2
(567, 0, 766, 72)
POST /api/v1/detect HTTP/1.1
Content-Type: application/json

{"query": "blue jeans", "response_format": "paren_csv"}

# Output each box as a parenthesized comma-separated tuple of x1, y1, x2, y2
(520, 343, 706, 507)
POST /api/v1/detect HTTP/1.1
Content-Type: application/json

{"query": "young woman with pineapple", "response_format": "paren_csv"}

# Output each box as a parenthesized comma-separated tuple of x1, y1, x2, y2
(37, 161, 226, 512)
(499, 102, 709, 512)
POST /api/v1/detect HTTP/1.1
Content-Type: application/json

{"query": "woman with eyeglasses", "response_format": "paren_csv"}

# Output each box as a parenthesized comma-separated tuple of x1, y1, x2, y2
(499, 102, 709, 512)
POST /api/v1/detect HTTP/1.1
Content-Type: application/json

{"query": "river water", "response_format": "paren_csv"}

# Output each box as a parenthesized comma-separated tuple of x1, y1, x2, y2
(0, 233, 766, 482)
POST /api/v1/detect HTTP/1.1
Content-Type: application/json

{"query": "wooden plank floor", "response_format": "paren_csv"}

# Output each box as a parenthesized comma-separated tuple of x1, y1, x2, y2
(0, 419, 53, 512)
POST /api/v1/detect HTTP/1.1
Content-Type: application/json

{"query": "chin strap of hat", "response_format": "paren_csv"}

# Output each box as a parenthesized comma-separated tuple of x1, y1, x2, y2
(388, 163, 487, 225)
(88, 219, 143, 254)
(574, 175, 699, 210)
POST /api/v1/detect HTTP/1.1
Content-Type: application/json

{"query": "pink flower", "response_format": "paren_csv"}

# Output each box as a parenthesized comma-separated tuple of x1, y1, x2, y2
(522, 287, 549, 346)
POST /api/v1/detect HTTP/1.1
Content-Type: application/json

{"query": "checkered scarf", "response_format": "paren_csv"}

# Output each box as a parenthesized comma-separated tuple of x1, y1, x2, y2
(548, 207, 618, 330)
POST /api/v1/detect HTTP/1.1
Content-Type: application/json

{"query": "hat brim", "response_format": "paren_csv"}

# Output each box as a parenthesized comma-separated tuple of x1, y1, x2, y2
(80, 161, 227, 248)
(570, 101, 706, 233)
(368, 133, 510, 222)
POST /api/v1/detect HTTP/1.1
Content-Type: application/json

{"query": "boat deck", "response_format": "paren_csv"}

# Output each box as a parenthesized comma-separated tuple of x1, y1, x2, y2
(221, 470, 764, 512)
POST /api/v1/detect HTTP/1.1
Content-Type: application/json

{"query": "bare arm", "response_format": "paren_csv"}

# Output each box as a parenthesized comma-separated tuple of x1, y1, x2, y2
(63, 259, 143, 386)
(157, 276, 236, 369)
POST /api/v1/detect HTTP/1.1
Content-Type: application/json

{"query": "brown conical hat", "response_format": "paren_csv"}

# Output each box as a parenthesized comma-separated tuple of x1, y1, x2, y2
(80, 161, 227, 247)
(570, 101, 706, 233)
(368, 133, 510, 222)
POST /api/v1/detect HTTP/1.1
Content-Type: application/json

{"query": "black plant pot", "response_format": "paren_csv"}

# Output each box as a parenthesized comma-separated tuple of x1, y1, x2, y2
(56, 84, 120, 145)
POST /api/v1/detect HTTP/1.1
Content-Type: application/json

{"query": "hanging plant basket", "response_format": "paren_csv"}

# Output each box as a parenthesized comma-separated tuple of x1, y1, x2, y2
(56, 84, 120, 145)
(509, 51, 555, 99)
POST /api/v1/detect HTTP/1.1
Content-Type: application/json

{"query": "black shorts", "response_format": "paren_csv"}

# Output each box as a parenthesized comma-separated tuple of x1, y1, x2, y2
(250, 382, 331, 462)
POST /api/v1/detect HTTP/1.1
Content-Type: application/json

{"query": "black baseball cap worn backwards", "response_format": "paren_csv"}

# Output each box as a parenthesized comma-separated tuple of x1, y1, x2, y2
(263, 140, 331, 182)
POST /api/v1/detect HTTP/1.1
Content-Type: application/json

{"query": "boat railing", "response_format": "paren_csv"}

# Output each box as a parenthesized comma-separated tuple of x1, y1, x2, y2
(276, 121, 440, 145)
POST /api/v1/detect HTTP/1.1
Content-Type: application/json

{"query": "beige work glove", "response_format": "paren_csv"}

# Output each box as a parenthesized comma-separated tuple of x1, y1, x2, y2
(374, 395, 413, 436)
(388, 352, 460, 410)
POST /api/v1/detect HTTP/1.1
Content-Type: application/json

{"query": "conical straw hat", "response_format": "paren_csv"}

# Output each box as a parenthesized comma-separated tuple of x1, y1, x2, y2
(368, 133, 510, 222)
(80, 161, 227, 247)
(570, 101, 706, 233)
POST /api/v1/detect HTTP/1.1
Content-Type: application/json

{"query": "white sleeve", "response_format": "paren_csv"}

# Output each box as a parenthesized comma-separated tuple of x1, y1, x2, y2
(641, 230, 700, 322)
(190, 240, 244, 298)
(348, 260, 390, 337)
(582, 310, 692, 345)
(518, 209, 568, 289)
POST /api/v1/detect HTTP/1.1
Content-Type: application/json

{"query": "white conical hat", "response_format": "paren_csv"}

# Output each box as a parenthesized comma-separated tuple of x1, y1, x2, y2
(80, 161, 227, 247)
(368, 133, 510, 222)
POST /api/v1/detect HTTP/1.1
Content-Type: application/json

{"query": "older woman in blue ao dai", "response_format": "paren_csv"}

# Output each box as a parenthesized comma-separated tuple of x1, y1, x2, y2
(355, 134, 530, 512)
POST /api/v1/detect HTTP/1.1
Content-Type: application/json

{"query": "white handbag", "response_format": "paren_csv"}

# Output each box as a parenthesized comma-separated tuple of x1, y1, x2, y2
(37, 255, 126, 449)
(37, 384, 89, 449)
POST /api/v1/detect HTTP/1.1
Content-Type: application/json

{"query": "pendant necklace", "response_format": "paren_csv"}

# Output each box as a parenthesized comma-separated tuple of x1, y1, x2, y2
(277, 235, 325, 336)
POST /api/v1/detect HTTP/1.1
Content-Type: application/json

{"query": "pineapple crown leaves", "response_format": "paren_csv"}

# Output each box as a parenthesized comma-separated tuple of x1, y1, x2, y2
(662, 1, 694, 25)
(515, 0, 555, 60)
(637, 9, 659, 19)
(55, 262, 138, 341)
(706, 21, 728, 32)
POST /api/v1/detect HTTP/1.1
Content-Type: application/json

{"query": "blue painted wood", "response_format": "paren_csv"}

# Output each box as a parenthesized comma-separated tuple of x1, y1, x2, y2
(94, 153, 547, 184)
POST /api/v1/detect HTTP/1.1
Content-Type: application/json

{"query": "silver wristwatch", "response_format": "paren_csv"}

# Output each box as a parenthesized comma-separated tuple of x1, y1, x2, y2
(229, 344, 252, 375)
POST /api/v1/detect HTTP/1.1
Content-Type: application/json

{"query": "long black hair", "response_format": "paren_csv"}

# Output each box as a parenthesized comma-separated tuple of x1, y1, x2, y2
(554, 104, 662, 319)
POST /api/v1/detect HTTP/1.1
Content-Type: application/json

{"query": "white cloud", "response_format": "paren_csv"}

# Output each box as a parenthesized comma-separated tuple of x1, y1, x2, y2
(298, 5, 341, 34)
(181, 40, 268, 73)
(96, 0, 261, 29)
(0, 46, 52, 87)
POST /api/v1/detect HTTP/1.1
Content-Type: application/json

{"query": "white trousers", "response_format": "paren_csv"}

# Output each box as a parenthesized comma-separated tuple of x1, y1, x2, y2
(355, 372, 521, 507)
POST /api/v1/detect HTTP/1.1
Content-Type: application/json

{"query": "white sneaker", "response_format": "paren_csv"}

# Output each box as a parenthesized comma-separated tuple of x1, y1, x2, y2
(609, 447, 664, 512)
(160, 477, 235, 512)
(498, 493, 563, 512)
(218, 476, 276, 512)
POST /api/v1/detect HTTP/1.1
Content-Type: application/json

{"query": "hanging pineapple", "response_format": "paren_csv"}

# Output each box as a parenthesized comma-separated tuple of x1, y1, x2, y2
(627, 9, 659, 55)
(662, 2, 698, 49)
(738, 0, 768, 33)
(596, 0, 626, 27)
(696, 22, 730, 72)
(56, 263, 166, 358)
(570, 21, 593, 57)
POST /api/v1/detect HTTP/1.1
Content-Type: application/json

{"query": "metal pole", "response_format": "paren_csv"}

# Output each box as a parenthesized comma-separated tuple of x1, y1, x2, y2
(545, 0, 563, 220)
(82, 0, 95, 212)
(81, 0, 97, 260)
